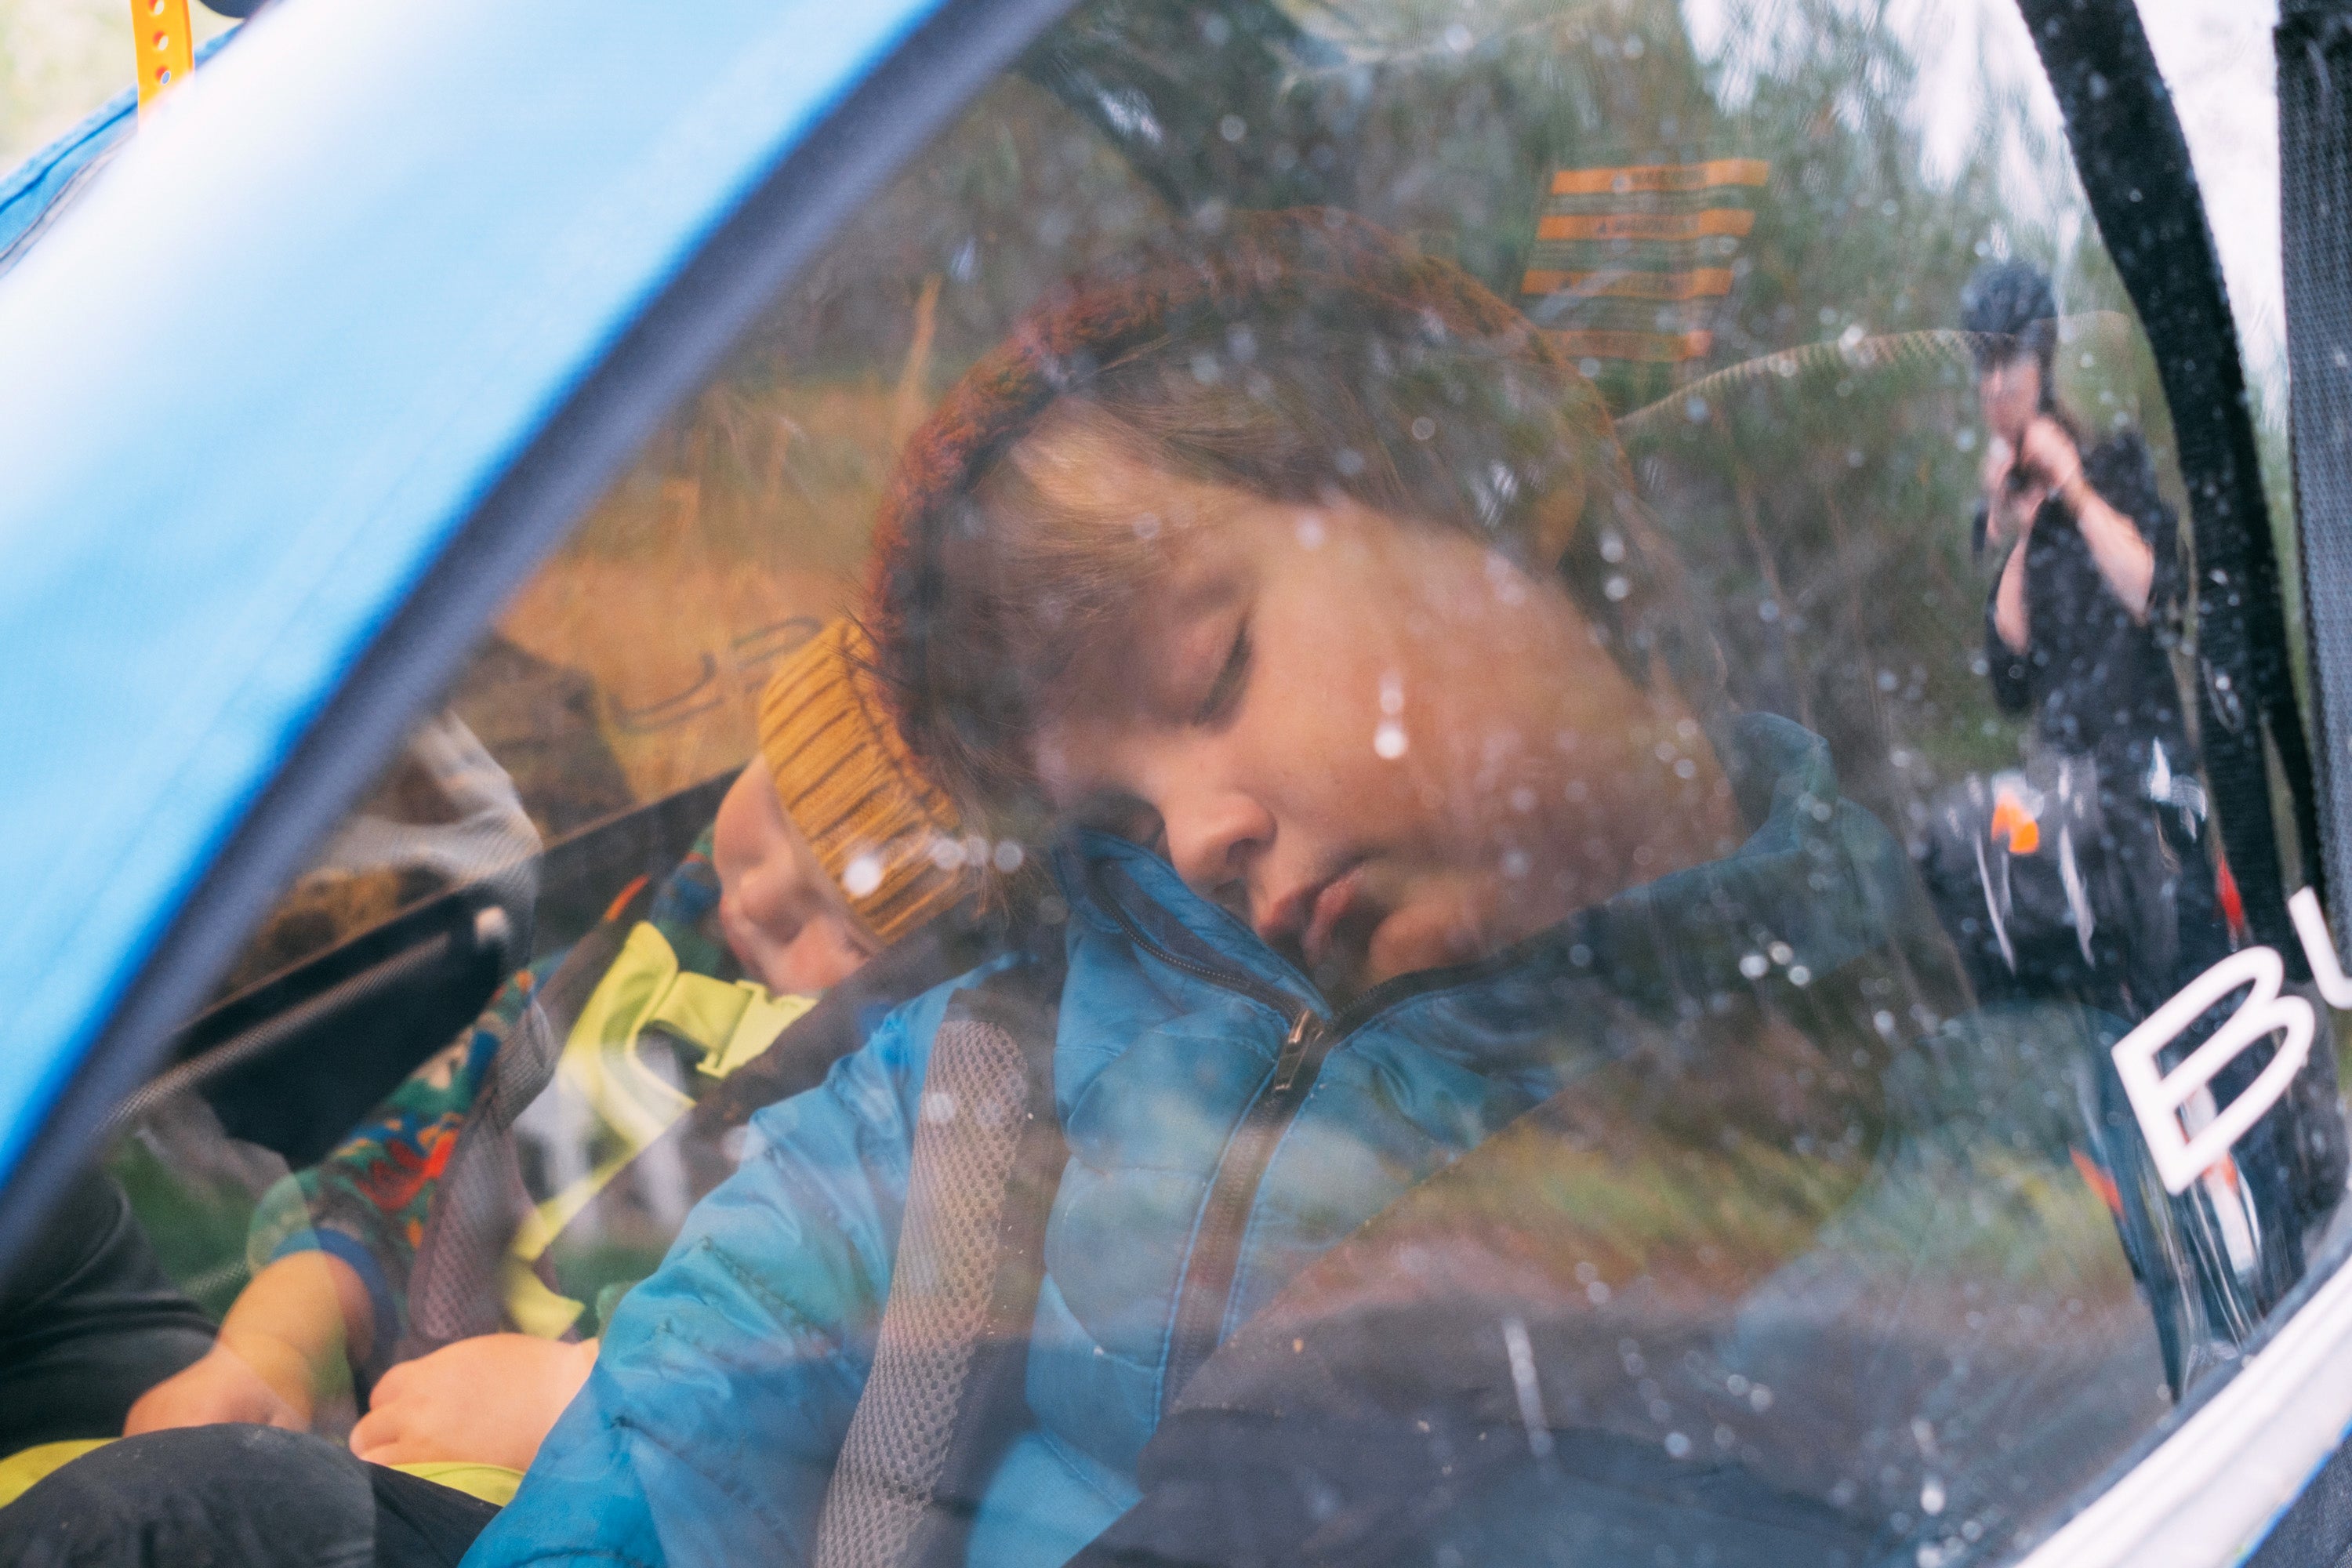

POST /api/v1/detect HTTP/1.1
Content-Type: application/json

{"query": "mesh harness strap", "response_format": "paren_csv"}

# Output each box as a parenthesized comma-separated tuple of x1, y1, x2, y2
(397, 912, 637, 1360)
(815, 960, 1067, 1568)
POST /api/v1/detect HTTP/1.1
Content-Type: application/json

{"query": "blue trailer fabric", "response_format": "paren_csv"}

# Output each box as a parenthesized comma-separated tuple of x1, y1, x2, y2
(0, 32, 238, 267)
(0, 0, 946, 1189)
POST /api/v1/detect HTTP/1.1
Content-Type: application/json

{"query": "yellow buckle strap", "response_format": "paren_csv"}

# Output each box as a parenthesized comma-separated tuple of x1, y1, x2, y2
(648, 974, 816, 1082)
(0, 1440, 521, 1512)
(500, 923, 814, 1334)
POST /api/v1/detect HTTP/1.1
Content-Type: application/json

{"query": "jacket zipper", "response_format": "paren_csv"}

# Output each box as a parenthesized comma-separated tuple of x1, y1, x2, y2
(1086, 866, 1347, 1416)
(1158, 1004, 1335, 1411)
(1088, 860, 1499, 1413)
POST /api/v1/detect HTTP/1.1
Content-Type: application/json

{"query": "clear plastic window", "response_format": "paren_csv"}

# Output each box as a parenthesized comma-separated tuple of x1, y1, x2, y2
(34, 2, 2339, 1563)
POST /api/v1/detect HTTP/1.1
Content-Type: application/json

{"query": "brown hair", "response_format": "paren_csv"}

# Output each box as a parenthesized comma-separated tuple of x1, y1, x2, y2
(869, 209, 1713, 826)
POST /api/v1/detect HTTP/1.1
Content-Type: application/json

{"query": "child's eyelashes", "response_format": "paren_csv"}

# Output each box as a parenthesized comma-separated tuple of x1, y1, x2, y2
(1192, 619, 1253, 728)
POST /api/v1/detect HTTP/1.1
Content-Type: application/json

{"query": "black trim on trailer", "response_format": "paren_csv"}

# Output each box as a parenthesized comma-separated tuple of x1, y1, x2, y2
(97, 771, 735, 1170)
(2280, 0, 2352, 976)
(2017, 0, 2325, 971)
(2249, 4, 2352, 1563)
(0, 0, 1080, 1287)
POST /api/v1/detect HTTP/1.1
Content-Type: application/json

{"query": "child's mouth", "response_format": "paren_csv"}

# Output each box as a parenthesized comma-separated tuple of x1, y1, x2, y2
(1301, 865, 1368, 971)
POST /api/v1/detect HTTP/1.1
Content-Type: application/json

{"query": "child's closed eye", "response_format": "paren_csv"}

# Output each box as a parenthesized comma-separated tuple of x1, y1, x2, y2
(1192, 619, 1252, 728)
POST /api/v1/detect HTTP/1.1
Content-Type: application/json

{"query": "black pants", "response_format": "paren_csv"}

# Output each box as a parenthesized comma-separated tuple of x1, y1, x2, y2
(0, 1425, 496, 1567)
(0, 1167, 216, 1453)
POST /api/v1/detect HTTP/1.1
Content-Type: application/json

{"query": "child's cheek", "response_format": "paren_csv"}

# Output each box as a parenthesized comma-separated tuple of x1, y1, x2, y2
(714, 891, 763, 978)
(775, 916, 871, 994)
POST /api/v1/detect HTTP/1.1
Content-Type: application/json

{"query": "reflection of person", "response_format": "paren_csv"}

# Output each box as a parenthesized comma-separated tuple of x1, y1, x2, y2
(1965, 262, 2187, 773)
(1958, 261, 2225, 1004)
(118, 619, 971, 1472)
(459, 211, 1945, 1566)
(1944, 263, 2334, 1379)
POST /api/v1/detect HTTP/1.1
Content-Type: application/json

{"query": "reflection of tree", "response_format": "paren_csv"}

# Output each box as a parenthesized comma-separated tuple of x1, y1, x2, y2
(1008, 0, 2209, 844)
(1606, 0, 2200, 851)
(561, 0, 2213, 855)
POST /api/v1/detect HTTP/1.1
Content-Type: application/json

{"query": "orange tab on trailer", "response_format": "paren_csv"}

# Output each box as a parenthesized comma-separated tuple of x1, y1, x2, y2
(132, 0, 196, 114)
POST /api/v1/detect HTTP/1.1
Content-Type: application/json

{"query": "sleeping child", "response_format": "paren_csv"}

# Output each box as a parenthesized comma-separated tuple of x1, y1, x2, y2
(458, 209, 1950, 1568)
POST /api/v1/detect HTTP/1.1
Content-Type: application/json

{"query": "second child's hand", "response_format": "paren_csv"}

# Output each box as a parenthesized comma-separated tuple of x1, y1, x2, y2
(123, 1250, 373, 1437)
(348, 1333, 600, 1472)
(124, 1334, 313, 1435)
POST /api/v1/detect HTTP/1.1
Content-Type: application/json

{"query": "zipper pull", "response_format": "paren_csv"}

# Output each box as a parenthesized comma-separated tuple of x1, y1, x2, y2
(1272, 1011, 1322, 1093)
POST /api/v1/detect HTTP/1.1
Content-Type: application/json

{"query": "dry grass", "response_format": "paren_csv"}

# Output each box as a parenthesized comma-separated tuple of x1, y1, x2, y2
(493, 368, 928, 803)
(496, 556, 852, 801)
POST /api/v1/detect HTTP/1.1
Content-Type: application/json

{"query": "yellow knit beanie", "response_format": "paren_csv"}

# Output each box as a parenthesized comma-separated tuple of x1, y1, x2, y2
(757, 618, 967, 946)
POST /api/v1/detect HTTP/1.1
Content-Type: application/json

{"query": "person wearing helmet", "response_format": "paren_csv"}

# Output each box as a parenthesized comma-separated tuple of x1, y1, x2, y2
(1957, 259, 2225, 1007)
(1965, 260, 2188, 780)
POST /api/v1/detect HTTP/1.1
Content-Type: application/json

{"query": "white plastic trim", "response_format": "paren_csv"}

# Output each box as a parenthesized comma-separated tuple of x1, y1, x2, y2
(2013, 1239, 2352, 1567)
(2111, 945, 2314, 1195)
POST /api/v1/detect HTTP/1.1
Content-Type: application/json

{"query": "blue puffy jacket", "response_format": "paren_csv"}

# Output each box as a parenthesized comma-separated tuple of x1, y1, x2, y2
(463, 716, 1929, 1566)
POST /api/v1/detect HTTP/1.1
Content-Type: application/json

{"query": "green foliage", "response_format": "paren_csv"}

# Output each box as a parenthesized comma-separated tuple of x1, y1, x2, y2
(107, 1130, 261, 1321)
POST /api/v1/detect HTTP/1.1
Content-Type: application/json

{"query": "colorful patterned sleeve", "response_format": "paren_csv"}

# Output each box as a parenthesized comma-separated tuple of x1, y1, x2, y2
(246, 956, 556, 1372)
(242, 824, 725, 1374)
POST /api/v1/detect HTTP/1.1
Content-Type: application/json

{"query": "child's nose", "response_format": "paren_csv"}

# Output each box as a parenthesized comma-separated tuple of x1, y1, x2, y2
(1163, 787, 1275, 906)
